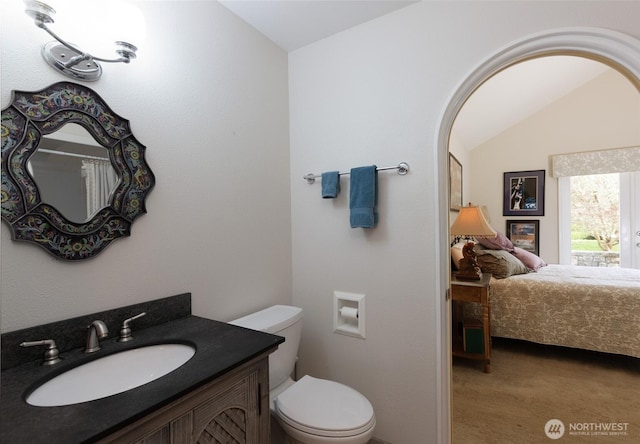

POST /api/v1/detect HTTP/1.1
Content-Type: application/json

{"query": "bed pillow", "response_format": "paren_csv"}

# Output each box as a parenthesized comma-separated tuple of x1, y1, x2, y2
(476, 249, 528, 279)
(512, 247, 547, 271)
(477, 231, 514, 252)
(451, 242, 465, 270)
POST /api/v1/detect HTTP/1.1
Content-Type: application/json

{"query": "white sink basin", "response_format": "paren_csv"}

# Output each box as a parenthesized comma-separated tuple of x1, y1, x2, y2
(26, 344, 196, 407)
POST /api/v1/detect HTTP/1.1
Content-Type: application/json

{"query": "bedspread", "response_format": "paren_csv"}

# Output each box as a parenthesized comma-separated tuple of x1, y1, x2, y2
(486, 265, 640, 358)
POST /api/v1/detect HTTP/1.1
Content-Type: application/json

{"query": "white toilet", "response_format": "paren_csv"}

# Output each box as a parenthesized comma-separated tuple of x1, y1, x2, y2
(230, 305, 376, 444)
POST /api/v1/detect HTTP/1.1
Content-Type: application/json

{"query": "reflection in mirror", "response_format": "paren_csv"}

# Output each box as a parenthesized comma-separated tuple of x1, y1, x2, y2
(28, 124, 119, 223)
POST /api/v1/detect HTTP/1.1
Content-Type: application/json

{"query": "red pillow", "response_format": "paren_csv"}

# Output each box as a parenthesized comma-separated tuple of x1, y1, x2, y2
(477, 232, 514, 252)
(512, 247, 546, 271)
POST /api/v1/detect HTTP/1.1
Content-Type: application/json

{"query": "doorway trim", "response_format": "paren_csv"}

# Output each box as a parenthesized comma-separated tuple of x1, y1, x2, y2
(435, 27, 640, 443)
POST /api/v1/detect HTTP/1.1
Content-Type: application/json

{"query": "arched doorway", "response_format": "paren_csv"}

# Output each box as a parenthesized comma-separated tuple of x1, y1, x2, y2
(435, 27, 640, 443)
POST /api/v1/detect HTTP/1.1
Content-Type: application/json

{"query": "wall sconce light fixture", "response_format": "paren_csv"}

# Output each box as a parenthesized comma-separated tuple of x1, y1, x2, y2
(24, 0, 142, 81)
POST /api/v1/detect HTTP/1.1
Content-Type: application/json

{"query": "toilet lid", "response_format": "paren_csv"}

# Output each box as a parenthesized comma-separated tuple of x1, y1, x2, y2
(275, 375, 375, 437)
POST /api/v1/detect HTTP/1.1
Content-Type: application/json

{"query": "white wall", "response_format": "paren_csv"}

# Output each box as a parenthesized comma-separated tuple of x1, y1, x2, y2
(289, 1, 640, 442)
(3, 0, 640, 442)
(1, 1, 291, 332)
(468, 69, 640, 264)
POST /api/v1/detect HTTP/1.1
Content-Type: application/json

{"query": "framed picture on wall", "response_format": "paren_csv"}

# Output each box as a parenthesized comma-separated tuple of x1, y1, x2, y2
(449, 153, 463, 211)
(506, 219, 540, 255)
(503, 170, 545, 216)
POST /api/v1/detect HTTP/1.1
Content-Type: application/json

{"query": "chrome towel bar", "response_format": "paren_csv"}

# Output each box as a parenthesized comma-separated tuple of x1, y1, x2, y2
(304, 162, 409, 184)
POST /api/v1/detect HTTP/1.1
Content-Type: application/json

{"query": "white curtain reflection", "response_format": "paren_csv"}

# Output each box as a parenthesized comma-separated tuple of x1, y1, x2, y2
(81, 159, 118, 219)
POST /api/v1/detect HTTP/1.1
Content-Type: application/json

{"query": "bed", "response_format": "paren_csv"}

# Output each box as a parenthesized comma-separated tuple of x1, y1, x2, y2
(453, 235, 640, 359)
(488, 264, 640, 358)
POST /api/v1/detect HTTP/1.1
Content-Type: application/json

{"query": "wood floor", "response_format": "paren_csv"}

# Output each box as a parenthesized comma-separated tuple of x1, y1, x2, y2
(452, 338, 640, 444)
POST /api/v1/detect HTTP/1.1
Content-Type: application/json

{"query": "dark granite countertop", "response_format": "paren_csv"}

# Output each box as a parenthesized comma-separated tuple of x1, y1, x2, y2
(0, 315, 283, 444)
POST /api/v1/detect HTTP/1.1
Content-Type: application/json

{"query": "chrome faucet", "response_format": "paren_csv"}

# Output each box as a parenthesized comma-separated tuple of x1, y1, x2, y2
(85, 320, 109, 353)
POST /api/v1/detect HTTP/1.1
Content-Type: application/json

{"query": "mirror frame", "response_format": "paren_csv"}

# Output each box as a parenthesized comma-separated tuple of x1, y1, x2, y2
(1, 82, 155, 260)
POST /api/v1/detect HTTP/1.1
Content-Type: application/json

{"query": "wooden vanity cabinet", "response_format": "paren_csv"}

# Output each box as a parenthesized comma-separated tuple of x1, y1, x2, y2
(99, 353, 270, 444)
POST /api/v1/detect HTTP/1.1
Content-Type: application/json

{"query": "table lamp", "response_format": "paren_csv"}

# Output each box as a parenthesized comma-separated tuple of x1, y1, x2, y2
(450, 204, 497, 280)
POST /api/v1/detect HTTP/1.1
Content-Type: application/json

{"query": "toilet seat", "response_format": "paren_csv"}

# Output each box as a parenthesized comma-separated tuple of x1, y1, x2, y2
(274, 375, 376, 438)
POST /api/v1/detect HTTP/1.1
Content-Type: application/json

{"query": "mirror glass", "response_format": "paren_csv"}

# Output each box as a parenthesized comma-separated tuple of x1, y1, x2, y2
(28, 124, 119, 223)
(1, 81, 155, 260)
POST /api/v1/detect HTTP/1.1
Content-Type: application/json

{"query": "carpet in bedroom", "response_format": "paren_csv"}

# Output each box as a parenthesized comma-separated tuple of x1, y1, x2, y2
(452, 338, 640, 444)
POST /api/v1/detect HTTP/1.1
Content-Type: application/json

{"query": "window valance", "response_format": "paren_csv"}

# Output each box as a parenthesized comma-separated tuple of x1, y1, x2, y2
(550, 146, 640, 177)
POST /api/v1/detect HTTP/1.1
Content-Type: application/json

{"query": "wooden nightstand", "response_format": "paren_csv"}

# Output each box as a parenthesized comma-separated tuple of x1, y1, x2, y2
(451, 273, 492, 373)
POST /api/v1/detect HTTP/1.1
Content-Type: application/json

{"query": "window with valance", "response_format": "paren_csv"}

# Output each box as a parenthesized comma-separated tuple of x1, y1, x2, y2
(550, 146, 640, 177)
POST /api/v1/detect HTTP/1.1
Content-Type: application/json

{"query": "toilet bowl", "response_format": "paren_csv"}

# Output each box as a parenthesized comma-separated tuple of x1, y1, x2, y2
(275, 375, 375, 444)
(229, 305, 376, 444)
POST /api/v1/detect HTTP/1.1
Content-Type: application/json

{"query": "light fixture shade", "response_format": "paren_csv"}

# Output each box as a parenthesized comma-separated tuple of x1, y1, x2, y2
(47, 0, 146, 56)
(450, 205, 497, 238)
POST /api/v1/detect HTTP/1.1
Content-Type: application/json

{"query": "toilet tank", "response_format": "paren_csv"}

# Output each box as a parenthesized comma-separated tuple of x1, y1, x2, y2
(229, 305, 303, 389)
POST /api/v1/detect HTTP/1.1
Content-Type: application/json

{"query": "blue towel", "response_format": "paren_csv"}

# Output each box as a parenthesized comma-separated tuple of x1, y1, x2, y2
(350, 165, 378, 228)
(321, 171, 341, 198)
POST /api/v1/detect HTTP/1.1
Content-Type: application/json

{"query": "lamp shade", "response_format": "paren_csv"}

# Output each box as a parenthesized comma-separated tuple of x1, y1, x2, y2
(450, 205, 497, 238)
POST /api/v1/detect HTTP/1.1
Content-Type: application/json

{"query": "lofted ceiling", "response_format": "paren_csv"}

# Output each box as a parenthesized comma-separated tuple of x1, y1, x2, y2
(218, 1, 614, 150)
(219, 0, 419, 52)
(452, 56, 612, 149)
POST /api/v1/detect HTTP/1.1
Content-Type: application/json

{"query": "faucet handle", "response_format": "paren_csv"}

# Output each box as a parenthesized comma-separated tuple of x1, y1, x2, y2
(20, 339, 61, 366)
(118, 312, 147, 342)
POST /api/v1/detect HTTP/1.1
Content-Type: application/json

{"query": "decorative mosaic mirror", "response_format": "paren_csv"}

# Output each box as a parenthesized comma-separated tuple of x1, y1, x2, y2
(1, 82, 155, 260)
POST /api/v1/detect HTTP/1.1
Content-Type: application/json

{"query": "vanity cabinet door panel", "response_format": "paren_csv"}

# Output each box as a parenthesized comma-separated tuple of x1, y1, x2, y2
(133, 425, 170, 444)
(171, 413, 193, 443)
(100, 355, 269, 444)
(192, 357, 266, 443)
(192, 378, 251, 442)
(132, 414, 192, 444)
(194, 407, 246, 443)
